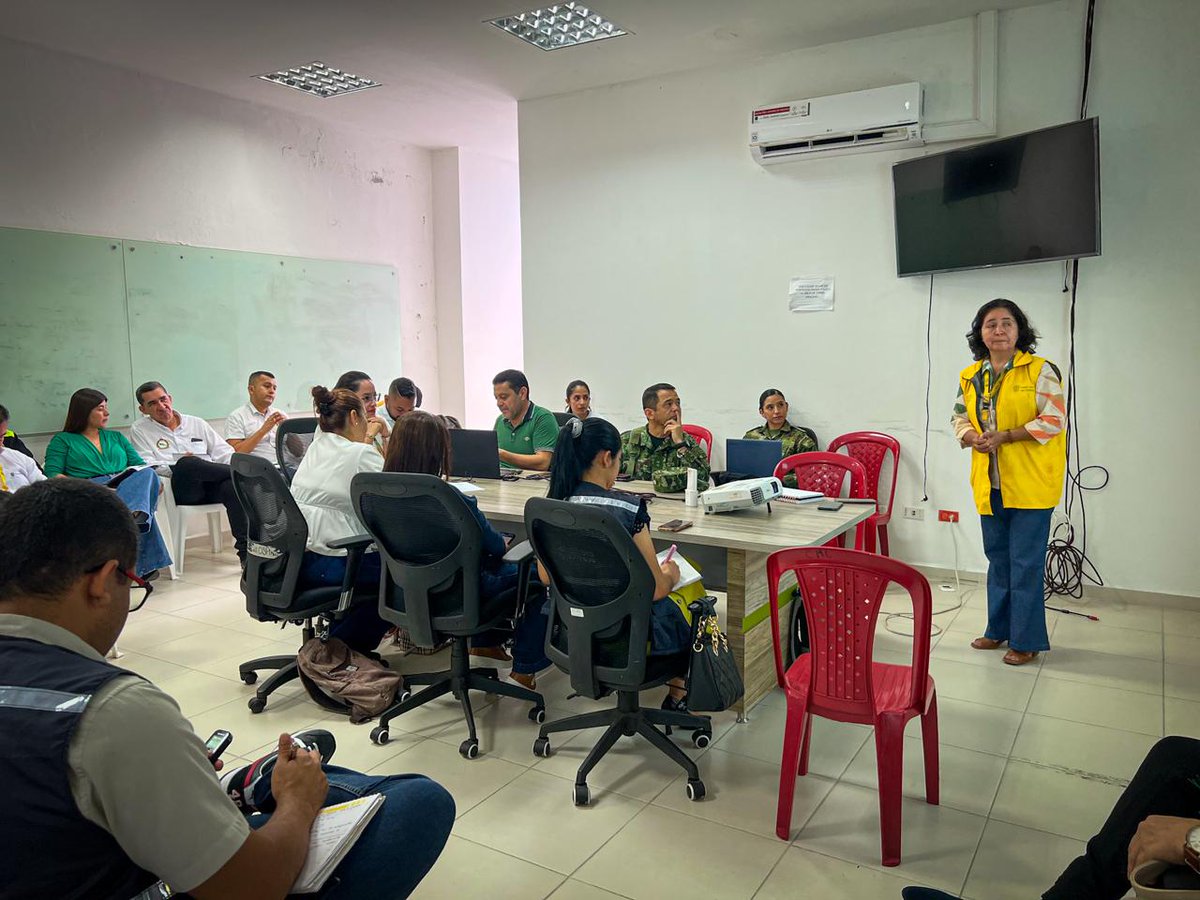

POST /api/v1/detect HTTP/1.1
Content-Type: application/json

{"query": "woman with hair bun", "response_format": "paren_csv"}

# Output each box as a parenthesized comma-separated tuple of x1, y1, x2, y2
(290, 385, 389, 653)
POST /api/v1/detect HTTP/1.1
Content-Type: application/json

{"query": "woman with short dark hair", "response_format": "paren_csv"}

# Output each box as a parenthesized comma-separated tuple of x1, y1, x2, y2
(43, 388, 172, 578)
(952, 299, 1066, 666)
(383, 411, 551, 688)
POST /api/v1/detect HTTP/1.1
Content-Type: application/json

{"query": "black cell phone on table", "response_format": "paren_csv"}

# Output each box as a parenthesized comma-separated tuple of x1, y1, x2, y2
(204, 729, 233, 762)
(817, 500, 844, 511)
(660, 519, 693, 533)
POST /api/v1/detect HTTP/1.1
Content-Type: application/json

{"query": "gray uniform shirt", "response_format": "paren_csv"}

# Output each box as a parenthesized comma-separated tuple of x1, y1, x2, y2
(0, 615, 250, 892)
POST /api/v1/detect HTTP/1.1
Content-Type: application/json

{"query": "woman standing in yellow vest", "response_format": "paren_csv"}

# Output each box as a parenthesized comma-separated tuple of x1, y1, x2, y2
(952, 300, 1066, 666)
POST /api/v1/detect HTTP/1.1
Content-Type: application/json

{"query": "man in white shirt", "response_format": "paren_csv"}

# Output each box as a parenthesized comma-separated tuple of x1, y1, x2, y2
(0, 404, 47, 494)
(225, 371, 287, 464)
(376, 377, 422, 431)
(130, 382, 246, 561)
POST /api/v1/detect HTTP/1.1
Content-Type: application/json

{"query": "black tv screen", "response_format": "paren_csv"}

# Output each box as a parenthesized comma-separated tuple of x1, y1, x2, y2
(892, 118, 1101, 277)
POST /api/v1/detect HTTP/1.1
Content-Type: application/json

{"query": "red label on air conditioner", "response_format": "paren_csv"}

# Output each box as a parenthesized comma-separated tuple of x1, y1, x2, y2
(752, 105, 793, 122)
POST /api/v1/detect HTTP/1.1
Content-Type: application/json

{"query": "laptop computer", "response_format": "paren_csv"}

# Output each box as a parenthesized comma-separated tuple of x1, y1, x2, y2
(725, 439, 783, 478)
(449, 429, 502, 479)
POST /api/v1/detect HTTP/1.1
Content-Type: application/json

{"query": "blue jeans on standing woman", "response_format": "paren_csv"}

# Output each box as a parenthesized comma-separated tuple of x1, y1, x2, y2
(247, 765, 454, 898)
(90, 469, 172, 577)
(980, 489, 1053, 653)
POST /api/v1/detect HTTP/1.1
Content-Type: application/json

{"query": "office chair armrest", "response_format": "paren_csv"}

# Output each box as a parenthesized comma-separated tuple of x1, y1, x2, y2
(328, 534, 375, 552)
(503, 540, 539, 620)
(329, 534, 376, 616)
(502, 539, 533, 565)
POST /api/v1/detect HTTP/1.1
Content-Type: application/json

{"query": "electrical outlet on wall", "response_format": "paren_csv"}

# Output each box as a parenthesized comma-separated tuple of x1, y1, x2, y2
(938, 509, 960, 523)
(902, 506, 924, 521)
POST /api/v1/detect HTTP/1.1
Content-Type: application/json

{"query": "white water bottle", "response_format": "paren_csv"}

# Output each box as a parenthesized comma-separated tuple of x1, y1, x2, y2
(685, 467, 699, 507)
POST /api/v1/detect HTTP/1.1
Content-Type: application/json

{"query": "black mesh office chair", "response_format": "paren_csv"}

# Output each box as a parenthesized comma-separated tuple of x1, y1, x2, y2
(352, 472, 545, 759)
(524, 497, 712, 805)
(230, 453, 377, 714)
(276, 417, 318, 484)
(552, 411, 574, 427)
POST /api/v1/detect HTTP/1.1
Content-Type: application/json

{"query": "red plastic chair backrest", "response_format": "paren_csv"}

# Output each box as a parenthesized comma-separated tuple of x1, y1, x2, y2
(766, 547, 933, 717)
(681, 424, 713, 461)
(828, 431, 900, 518)
(774, 451, 867, 499)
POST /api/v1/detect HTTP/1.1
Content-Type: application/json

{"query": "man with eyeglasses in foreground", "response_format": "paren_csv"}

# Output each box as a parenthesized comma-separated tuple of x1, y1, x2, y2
(0, 479, 454, 899)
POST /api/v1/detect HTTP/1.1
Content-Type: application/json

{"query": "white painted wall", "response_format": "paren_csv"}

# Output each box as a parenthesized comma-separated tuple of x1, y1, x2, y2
(519, 1, 1200, 597)
(0, 35, 439, 411)
(433, 149, 525, 429)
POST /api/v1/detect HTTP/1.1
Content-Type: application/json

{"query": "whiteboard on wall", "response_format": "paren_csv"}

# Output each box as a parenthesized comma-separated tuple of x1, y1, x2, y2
(0, 227, 400, 433)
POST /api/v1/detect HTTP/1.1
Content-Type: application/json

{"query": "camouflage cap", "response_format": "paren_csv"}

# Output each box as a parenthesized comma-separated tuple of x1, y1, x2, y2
(653, 467, 690, 493)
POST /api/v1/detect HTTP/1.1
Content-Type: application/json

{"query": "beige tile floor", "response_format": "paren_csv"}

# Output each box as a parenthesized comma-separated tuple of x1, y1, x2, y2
(114, 545, 1199, 900)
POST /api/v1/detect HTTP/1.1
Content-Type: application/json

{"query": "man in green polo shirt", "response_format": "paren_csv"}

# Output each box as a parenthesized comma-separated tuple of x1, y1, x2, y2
(493, 369, 560, 471)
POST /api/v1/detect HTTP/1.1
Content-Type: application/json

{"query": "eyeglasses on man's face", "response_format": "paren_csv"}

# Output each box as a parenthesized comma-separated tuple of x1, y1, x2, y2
(87, 562, 155, 612)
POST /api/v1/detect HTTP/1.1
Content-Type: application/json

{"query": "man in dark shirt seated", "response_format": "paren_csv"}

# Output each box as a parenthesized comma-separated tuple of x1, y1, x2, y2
(0, 479, 454, 899)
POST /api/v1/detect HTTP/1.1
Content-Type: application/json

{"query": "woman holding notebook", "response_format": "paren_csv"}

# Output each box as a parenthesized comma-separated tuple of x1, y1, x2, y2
(44, 388, 171, 577)
(547, 416, 698, 709)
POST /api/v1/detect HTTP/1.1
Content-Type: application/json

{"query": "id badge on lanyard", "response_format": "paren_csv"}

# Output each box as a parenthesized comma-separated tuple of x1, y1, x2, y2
(978, 368, 1002, 432)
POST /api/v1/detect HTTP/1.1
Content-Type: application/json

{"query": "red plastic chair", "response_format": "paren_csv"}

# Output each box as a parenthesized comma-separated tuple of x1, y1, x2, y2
(681, 424, 713, 461)
(828, 432, 901, 556)
(767, 547, 938, 866)
(773, 451, 868, 550)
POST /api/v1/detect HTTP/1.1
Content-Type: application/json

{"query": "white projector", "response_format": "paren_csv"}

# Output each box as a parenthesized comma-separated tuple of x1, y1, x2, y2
(699, 477, 783, 514)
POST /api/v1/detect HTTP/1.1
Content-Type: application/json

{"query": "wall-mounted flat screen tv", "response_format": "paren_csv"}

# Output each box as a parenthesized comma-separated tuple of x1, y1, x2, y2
(893, 117, 1100, 277)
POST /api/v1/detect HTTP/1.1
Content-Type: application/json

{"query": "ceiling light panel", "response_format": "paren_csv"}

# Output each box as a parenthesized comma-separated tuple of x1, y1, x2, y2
(489, 3, 628, 51)
(256, 62, 381, 99)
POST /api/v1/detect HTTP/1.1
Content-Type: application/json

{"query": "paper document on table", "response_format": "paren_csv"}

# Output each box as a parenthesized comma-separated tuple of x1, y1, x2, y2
(291, 793, 385, 894)
(656, 549, 702, 591)
(452, 482, 484, 494)
(778, 488, 824, 503)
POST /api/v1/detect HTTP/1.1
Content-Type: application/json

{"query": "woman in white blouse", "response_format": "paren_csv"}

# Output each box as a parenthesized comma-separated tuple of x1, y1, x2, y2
(291, 385, 388, 653)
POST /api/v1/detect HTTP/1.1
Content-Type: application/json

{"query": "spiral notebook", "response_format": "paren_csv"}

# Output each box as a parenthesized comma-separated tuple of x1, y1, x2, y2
(291, 793, 385, 894)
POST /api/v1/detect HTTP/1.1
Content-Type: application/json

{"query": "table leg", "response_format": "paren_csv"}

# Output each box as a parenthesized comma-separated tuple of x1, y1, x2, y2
(726, 548, 790, 718)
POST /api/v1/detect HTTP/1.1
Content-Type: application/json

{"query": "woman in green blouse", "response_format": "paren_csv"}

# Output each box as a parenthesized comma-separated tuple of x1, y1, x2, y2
(45, 389, 172, 577)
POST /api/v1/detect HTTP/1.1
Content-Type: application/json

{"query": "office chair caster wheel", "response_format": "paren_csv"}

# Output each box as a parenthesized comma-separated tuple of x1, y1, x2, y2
(397, 690, 411, 704)
(240, 671, 258, 685)
(686, 779, 706, 801)
(459, 739, 480, 759)
(370, 727, 390, 745)
(533, 736, 552, 758)
(529, 706, 546, 724)
(692, 730, 712, 749)
(572, 783, 590, 807)
(247, 696, 266, 714)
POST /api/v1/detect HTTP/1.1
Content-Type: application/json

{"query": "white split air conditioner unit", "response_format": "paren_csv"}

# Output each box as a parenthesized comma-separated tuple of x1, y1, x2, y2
(749, 82, 923, 165)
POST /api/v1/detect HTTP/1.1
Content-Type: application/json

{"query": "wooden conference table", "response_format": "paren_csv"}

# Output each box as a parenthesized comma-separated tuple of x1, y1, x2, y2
(466, 475, 874, 717)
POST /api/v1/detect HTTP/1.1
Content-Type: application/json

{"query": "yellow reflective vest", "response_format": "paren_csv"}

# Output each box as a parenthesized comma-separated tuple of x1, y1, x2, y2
(959, 351, 1066, 515)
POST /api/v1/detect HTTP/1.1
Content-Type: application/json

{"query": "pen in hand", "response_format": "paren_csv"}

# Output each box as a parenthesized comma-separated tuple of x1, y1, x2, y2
(663, 544, 677, 565)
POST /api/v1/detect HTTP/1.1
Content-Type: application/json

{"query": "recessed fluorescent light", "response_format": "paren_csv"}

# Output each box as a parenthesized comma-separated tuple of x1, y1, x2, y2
(489, 3, 628, 51)
(256, 61, 381, 99)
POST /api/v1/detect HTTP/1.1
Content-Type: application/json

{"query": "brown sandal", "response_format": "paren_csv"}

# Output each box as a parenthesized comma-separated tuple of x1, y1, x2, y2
(970, 637, 1006, 650)
(1003, 649, 1039, 666)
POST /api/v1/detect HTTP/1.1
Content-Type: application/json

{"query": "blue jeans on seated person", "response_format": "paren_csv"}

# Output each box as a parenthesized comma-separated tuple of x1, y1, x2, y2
(650, 597, 693, 656)
(247, 765, 454, 899)
(90, 470, 172, 577)
(300, 551, 390, 655)
(472, 560, 552, 676)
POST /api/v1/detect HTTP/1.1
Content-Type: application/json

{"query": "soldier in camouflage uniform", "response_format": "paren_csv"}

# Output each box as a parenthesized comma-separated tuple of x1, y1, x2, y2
(620, 383, 711, 492)
(743, 388, 819, 489)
